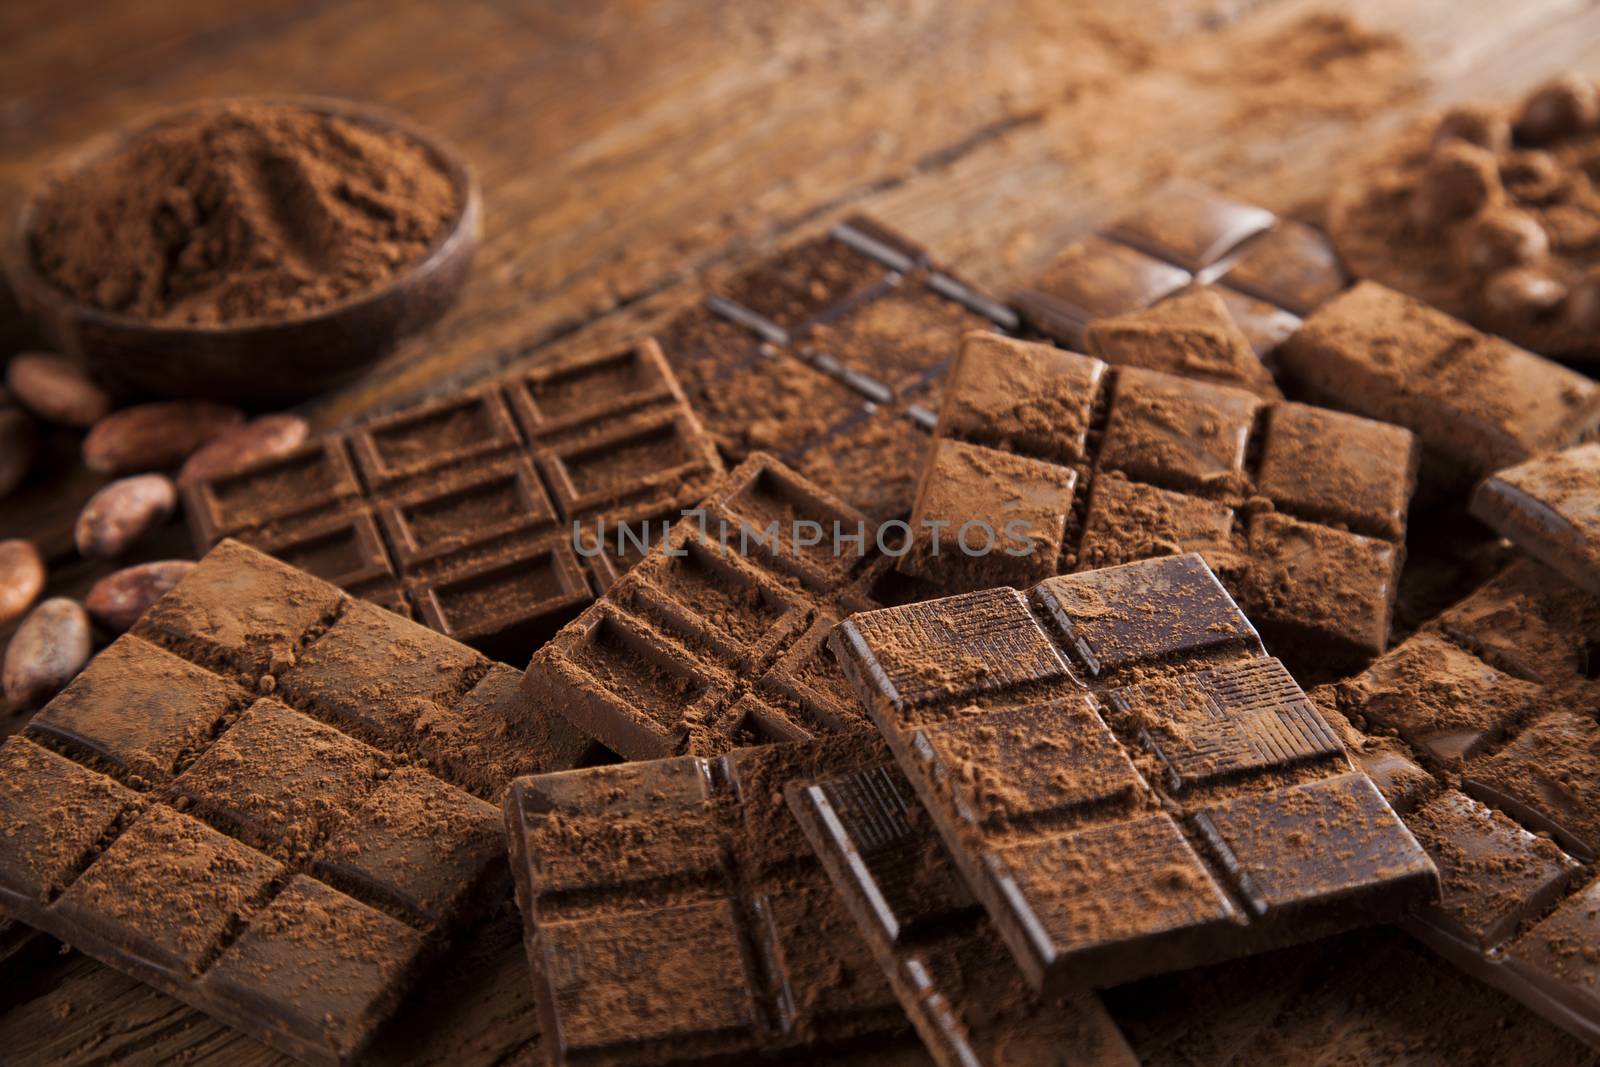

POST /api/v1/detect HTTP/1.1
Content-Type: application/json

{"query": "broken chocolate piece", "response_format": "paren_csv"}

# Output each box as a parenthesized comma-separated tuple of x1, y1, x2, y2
(1327, 556, 1600, 1047)
(905, 332, 1417, 671)
(502, 737, 913, 1066)
(786, 761, 1139, 1067)
(0, 540, 596, 1065)
(524, 453, 898, 759)
(831, 553, 1438, 992)
(184, 341, 723, 661)
(1472, 443, 1600, 596)
(1280, 283, 1600, 493)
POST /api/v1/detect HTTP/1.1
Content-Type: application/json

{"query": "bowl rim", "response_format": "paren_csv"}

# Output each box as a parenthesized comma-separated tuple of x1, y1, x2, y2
(3, 93, 482, 339)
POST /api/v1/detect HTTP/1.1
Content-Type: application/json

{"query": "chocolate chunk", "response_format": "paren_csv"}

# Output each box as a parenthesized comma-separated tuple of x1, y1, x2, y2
(0, 540, 592, 1065)
(1472, 444, 1600, 596)
(1086, 286, 1281, 399)
(502, 737, 911, 1066)
(184, 340, 723, 662)
(525, 453, 897, 759)
(1280, 282, 1600, 492)
(1015, 181, 1347, 364)
(906, 333, 1418, 671)
(1329, 555, 1600, 1046)
(831, 553, 1437, 991)
(786, 762, 1139, 1067)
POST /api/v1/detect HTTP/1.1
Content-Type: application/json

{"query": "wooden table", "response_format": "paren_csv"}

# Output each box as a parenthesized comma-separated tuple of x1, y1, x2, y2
(2, 1, 1598, 1063)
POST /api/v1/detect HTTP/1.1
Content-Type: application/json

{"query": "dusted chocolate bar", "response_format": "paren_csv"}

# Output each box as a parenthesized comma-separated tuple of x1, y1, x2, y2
(787, 761, 1139, 1067)
(902, 331, 1418, 670)
(184, 341, 723, 661)
(1013, 179, 1345, 367)
(523, 453, 898, 759)
(829, 553, 1437, 992)
(1323, 557, 1600, 1048)
(0, 541, 601, 1066)
(1280, 283, 1600, 493)
(503, 736, 917, 1066)
(1472, 444, 1600, 596)
(655, 216, 1013, 516)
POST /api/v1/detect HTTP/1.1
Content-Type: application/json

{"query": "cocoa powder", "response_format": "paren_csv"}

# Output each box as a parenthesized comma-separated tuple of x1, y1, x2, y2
(27, 101, 460, 327)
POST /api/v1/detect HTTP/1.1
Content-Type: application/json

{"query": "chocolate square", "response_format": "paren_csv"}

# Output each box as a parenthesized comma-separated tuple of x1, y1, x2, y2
(1105, 180, 1275, 274)
(1472, 443, 1600, 597)
(1257, 402, 1418, 541)
(1220, 219, 1348, 315)
(1465, 710, 1600, 862)
(1098, 367, 1261, 492)
(1085, 286, 1278, 398)
(1076, 475, 1236, 572)
(349, 387, 523, 491)
(938, 334, 1107, 464)
(1014, 236, 1191, 346)
(0, 736, 139, 904)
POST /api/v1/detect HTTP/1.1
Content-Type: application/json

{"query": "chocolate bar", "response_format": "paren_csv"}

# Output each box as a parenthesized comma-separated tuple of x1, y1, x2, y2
(786, 762, 1139, 1067)
(502, 736, 919, 1066)
(1013, 179, 1345, 367)
(1280, 283, 1600, 493)
(655, 215, 1009, 504)
(1330, 79, 1600, 362)
(828, 553, 1438, 993)
(1471, 444, 1600, 596)
(183, 341, 723, 661)
(524, 453, 905, 760)
(1323, 557, 1600, 1047)
(0, 540, 601, 1066)
(903, 331, 1418, 670)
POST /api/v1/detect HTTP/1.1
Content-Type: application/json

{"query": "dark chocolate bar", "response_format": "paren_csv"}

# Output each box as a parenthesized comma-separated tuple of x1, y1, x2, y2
(828, 553, 1438, 993)
(1471, 444, 1600, 596)
(1280, 283, 1600, 493)
(786, 762, 1139, 1067)
(1323, 556, 1600, 1048)
(184, 341, 723, 661)
(0, 540, 602, 1065)
(1013, 179, 1347, 365)
(502, 736, 917, 1066)
(655, 215, 1010, 504)
(902, 331, 1418, 670)
(523, 453, 898, 759)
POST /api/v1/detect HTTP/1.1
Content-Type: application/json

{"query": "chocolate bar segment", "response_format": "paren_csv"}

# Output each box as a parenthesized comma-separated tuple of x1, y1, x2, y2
(658, 216, 1010, 512)
(906, 332, 1417, 672)
(502, 737, 912, 1066)
(1324, 556, 1600, 1047)
(831, 553, 1437, 992)
(184, 340, 723, 661)
(1281, 283, 1600, 492)
(525, 453, 896, 759)
(1471, 444, 1600, 596)
(0, 540, 596, 1065)
(1014, 180, 1345, 368)
(786, 762, 1139, 1067)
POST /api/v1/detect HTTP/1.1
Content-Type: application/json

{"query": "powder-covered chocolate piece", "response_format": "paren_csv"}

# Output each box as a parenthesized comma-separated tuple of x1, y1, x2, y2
(502, 735, 917, 1066)
(904, 331, 1417, 674)
(1471, 443, 1600, 596)
(830, 553, 1437, 993)
(1280, 281, 1600, 494)
(0, 540, 596, 1065)
(1322, 556, 1600, 1047)
(28, 101, 460, 326)
(787, 761, 1140, 1067)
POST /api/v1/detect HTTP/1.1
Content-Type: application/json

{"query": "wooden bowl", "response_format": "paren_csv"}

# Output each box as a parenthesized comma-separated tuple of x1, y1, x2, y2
(3, 96, 481, 405)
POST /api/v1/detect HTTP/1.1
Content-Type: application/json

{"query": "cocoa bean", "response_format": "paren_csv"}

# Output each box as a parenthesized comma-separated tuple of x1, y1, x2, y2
(178, 414, 311, 485)
(0, 539, 45, 627)
(3, 597, 91, 707)
(83, 402, 244, 474)
(75, 474, 178, 559)
(86, 560, 195, 634)
(5, 351, 112, 428)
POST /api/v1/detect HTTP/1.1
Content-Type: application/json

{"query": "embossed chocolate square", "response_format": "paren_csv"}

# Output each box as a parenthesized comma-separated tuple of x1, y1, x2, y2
(830, 553, 1438, 992)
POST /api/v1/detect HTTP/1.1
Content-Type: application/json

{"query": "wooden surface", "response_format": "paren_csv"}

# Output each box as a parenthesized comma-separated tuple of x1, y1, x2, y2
(3, 1, 1600, 1064)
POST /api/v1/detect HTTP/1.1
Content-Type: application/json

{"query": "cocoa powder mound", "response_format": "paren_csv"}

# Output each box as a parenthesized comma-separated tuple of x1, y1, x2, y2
(27, 101, 460, 326)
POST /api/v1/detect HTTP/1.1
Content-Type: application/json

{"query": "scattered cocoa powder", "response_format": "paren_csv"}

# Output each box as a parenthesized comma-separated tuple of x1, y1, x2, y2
(27, 101, 461, 326)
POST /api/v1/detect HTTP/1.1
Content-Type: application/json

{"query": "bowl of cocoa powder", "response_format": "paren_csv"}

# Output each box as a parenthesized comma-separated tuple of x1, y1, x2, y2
(4, 97, 481, 403)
